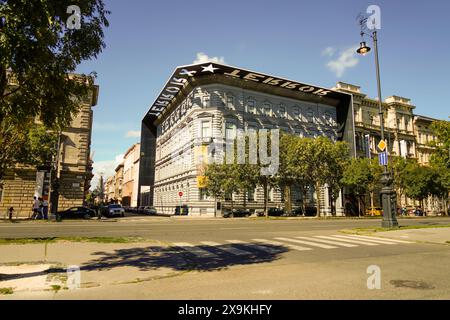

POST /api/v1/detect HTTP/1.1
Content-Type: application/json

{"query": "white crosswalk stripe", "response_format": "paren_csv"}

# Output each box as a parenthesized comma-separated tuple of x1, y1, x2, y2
(251, 239, 313, 252)
(199, 241, 251, 256)
(172, 242, 218, 258)
(314, 235, 379, 246)
(295, 236, 358, 248)
(346, 234, 413, 244)
(274, 237, 337, 249)
(171, 234, 413, 258)
(331, 235, 397, 245)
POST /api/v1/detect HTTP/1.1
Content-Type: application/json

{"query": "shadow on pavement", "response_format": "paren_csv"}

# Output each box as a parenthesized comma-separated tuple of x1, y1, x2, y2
(81, 243, 289, 272)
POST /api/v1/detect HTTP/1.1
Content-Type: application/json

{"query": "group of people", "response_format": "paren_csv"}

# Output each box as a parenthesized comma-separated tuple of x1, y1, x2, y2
(31, 196, 49, 219)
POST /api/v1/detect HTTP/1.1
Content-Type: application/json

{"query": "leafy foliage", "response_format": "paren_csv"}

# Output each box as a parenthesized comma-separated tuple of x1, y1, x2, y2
(0, 0, 109, 178)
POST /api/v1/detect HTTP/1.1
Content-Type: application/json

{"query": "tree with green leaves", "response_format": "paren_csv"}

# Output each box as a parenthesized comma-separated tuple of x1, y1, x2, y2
(429, 120, 450, 215)
(291, 136, 349, 217)
(0, 0, 109, 178)
(341, 157, 382, 216)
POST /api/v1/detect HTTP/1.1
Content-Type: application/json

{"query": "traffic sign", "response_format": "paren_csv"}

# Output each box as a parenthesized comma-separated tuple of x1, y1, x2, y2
(378, 151, 388, 166)
(377, 139, 387, 152)
(178, 191, 183, 197)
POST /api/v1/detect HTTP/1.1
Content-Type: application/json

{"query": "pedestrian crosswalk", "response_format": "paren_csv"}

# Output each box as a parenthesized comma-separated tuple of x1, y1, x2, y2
(171, 235, 413, 258)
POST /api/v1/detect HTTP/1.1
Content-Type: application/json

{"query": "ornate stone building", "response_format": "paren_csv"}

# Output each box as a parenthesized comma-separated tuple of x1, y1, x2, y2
(138, 63, 355, 216)
(0, 80, 99, 217)
(334, 82, 443, 213)
(122, 143, 140, 207)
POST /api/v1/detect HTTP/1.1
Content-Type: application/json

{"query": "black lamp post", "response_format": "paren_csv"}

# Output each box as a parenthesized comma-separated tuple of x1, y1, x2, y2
(357, 30, 399, 228)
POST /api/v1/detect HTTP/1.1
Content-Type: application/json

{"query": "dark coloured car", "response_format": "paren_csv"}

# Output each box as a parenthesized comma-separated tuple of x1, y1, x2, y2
(143, 206, 157, 215)
(58, 207, 96, 219)
(268, 208, 284, 216)
(223, 208, 250, 218)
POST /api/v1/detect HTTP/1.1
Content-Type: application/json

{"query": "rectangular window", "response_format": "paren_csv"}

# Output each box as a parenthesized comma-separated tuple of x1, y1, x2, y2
(227, 96, 235, 110)
(247, 188, 255, 201)
(201, 121, 211, 138)
(263, 103, 272, 117)
(279, 105, 286, 118)
(225, 123, 236, 140)
(199, 188, 208, 200)
(292, 106, 300, 120)
(203, 95, 210, 108)
(247, 100, 256, 114)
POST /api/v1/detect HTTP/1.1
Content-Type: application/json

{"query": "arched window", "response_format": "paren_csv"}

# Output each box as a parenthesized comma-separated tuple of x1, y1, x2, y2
(246, 98, 256, 114)
(263, 101, 272, 117)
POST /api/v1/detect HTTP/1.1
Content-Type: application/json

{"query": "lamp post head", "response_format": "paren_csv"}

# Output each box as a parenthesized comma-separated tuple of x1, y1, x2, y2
(357, 41, 371, 55)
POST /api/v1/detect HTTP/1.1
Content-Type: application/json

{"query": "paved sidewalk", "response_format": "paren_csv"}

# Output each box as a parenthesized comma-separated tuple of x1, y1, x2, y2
(373, 228, 450, 245)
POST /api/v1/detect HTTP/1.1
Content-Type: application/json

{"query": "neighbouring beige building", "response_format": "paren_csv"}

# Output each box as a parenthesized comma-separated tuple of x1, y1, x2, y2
(334, 82, 444, 214)
(112, 162, 124, 203)
(104, 176, 115, 203)
(122, 143, 140, 207)
(0, 76, 99, 217)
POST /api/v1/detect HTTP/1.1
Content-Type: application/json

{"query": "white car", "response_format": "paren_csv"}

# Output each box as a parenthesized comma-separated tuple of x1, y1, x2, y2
(106, 204, 125, 217)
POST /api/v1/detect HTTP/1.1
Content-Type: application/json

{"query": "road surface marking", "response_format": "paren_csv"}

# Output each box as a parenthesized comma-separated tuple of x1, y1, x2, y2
(251, 239, 312, 252)
(295, 236, 358, 248)
(172, 242, 218, 258)
(331, 235, 397, 245)
(274, 237, 337, 249)
(199, 241, 251, 256)
(347, 234, 413, 244)
(315, 236, 379, 246)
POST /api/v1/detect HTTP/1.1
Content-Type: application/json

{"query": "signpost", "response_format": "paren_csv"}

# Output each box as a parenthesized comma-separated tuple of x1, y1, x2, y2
(378, 151, 388, 166)
(178, 191, 183, 215)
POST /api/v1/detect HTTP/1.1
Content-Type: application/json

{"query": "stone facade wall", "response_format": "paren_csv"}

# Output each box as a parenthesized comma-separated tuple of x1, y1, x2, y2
(152, 83, 342, 216)
(0, 85, 98, 218)
(0, 169, 36, 218)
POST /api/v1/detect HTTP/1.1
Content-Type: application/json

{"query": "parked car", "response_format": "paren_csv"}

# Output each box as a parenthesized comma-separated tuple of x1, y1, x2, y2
(58, 207, 96, 220)
(222, 208, 250, 218)
(268, 208, 284, 216)
(366, 207, 383, 216)
(137, 206, 146, 214)
(101, 204, 125, 217)
(143, 206, 157, 215)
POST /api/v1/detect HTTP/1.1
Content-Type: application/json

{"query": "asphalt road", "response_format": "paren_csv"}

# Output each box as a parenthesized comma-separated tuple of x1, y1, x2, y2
(0, 216, 449, 241)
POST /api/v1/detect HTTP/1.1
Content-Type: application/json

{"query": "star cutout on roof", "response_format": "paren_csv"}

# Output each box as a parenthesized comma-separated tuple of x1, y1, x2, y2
(201, 64, 219, 73)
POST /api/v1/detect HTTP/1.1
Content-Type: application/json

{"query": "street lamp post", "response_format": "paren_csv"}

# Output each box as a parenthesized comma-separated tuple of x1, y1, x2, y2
(357, 31, 399, 228)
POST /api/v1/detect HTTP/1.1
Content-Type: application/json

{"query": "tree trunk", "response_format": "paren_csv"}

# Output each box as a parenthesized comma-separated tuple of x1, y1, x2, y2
(263, 179, 268, 218)
(444, 196, 448, 216)
(358, 196, 361, 218)
(243, 190, 247, 209)
(284, 185, 292, 214)
(370, 191, 375, 216)
(316, 183, 321, 217)
(302, 187, 307, 216)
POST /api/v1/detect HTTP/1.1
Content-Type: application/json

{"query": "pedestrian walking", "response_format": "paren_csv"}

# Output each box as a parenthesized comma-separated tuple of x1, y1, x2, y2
(8, 207, 14, 220)
(31, 196, 40, 219)
(42, 199, 49, 220)
(38, 197, 44, 219)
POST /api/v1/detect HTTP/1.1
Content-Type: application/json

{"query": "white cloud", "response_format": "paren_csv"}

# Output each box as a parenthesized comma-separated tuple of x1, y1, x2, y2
(91, 154, 124, 190)
(322, 47, 336, 57)
(193, 52, 226, 64)
(325, 46, 359, 78)
(125, 130, 140, 138)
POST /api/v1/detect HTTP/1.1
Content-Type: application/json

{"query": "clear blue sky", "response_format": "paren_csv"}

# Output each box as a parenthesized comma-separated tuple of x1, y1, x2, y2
(76, 0, 450, 185)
